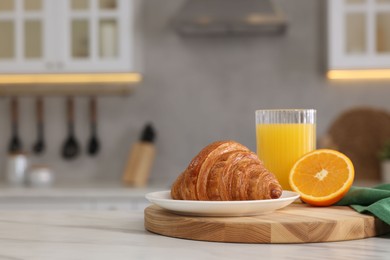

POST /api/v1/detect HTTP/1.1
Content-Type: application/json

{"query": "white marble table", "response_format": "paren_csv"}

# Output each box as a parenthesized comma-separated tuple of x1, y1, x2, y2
(0, 183, 167, 211)
(0, 182, 167, 198)
(0, 209, 389, 260)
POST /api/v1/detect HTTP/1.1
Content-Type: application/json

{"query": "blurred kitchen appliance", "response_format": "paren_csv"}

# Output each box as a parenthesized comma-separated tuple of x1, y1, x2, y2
(172, 0, 287, 36)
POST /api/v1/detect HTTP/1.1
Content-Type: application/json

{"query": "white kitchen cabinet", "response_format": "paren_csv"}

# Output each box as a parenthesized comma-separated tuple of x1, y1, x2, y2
(59, 0, 137, 73)
(0, 0, 49, 73)
(0, 0, 141, 76)
(328, 0, 390, 70)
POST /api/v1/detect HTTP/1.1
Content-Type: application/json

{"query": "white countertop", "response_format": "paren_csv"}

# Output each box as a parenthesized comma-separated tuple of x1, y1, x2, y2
(0, 180, 378, 199)
(0, 182, 168, 198)
(0, 182, 169, 211)
(0, 209, 388, 260)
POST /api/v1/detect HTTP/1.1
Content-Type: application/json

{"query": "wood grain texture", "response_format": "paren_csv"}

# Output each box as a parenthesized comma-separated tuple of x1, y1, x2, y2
(144, 204, 390, 243)
(122, 143, 156, 187)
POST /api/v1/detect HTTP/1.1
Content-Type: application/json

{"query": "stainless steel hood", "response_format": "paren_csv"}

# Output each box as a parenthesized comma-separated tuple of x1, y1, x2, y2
(172, 0, 287, 36)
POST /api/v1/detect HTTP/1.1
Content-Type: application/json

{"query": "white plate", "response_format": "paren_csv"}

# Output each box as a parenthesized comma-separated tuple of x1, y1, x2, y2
(145, 190, 300, 217)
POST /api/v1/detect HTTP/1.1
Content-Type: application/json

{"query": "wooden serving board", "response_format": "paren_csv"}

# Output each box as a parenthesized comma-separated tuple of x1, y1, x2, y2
(144, 204, 390, 243)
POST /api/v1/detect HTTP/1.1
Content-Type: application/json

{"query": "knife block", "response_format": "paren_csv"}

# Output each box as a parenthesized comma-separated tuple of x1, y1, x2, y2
(122, 142, 156, 187)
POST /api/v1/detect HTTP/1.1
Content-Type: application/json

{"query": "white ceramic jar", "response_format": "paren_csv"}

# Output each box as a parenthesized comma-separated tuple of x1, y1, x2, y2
(27, 165, 54, 188)
(6, 153, 29, 186)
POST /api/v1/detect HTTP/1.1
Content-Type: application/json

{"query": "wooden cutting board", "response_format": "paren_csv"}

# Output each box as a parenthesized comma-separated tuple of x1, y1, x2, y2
(144, 204, 390, 243)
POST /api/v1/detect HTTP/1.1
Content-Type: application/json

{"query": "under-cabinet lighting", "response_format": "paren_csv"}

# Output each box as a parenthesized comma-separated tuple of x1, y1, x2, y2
(327, 69, 390, 80)
(0, 73, 142, 84)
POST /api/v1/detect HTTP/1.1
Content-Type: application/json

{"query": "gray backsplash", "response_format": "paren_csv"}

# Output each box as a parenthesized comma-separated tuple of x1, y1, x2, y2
(0, 0, 390, 186)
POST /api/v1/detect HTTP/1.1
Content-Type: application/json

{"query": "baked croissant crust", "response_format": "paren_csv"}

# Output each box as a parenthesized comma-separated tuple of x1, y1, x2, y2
(171, 140, 282, 201)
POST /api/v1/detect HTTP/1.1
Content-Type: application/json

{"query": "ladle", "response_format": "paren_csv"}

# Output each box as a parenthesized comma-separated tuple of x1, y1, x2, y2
(87, 96, 100, 156)
(8, 97, 22, 154)
(61, 97, 80, 160)
(32, 97, 45, 155)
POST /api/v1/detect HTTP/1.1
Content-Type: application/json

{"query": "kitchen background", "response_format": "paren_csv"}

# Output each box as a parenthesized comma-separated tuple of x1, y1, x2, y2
(1, 0, 390, 187)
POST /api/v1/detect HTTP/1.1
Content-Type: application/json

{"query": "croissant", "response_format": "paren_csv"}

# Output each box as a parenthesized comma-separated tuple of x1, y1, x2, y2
(171, 140, 282, 201)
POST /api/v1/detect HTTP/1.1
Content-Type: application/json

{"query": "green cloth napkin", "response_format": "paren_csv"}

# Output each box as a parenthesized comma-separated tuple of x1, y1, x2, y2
(335, 183, 390, 225)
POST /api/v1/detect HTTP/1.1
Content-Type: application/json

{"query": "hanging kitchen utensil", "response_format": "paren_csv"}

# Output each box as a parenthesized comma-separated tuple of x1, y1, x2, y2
(32, 97, 45, 154)
(87, 96, 100, 156)
(61, 97, 80, 160)
(8, 97, 22, 154)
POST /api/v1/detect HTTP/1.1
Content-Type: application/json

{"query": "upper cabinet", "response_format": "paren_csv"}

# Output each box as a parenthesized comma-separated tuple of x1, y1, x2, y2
(0, 0, 48, 73)
(327, 0, 390, 79)
(0, 0, 141, 87)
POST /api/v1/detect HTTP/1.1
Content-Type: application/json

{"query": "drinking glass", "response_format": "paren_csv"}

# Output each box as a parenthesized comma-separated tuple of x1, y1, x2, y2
(255, 109, 316, 190)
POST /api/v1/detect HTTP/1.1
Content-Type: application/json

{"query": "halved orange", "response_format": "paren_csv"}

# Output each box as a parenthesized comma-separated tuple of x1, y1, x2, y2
(289, 149, 354, 206)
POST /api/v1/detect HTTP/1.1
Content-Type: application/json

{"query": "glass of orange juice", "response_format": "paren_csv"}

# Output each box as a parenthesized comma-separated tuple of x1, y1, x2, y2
(255, 109, 316, 190)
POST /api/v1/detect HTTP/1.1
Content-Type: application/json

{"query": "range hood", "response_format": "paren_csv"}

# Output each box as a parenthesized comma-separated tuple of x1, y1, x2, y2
(172, 0, 287, 36)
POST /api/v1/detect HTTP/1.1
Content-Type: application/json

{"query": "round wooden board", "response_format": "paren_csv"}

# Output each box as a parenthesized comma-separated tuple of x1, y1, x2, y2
(144, 204, 390, 243)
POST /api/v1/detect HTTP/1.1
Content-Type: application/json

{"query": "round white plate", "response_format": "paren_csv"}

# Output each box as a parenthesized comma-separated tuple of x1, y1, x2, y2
(145, 190, 300, 217)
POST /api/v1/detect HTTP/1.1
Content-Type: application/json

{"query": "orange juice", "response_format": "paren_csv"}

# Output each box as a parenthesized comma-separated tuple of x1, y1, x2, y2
(256, 123, 316, 190)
